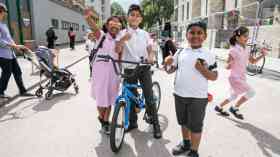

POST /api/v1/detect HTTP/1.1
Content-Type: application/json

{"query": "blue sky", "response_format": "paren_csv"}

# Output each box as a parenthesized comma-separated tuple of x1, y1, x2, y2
(111, 0, 141, 12)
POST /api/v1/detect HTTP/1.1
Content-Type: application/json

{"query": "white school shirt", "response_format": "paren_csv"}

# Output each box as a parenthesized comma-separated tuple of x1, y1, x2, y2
(173, 47, 217, 98)
(117, 27, 153, 68)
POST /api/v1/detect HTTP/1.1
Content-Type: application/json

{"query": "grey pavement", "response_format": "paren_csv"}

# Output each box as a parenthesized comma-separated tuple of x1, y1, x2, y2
(0, 45, 280, 157)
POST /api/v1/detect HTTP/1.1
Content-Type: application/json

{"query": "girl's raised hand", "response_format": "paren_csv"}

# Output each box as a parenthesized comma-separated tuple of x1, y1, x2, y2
(164, 55, 174, 66)
(260, 47, 268, 56)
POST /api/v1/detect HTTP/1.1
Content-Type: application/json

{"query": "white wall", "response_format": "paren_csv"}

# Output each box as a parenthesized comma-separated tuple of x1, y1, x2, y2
(31, 0, 88, 45)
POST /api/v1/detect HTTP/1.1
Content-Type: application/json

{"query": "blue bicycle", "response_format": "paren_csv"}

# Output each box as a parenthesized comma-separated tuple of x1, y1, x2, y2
(96, 55, 161, 153)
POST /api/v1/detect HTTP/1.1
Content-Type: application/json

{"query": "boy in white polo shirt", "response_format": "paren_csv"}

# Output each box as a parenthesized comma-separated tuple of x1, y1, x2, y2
(116, 4, 161, 139)
(165, 22, 218, 157)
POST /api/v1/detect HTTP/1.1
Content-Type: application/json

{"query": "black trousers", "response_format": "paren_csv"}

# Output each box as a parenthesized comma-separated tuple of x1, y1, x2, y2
(0, 58, 26, 94)
(70, 39, 75, 49)
(47, 41, 55, 49)
(124, 66, 159, 126)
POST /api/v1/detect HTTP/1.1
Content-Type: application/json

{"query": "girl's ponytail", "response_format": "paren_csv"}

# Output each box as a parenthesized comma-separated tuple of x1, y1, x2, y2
(229, 35, 237, 46)
(229, 26, 249, 46)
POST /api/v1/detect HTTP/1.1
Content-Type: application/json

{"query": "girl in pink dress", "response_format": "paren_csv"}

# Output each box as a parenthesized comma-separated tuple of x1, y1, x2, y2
(85, 12, 122, 134)
(215, 26, 267, 120)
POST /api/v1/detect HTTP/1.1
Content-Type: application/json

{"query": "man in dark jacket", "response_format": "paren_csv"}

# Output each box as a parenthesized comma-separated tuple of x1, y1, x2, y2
(46, 27, 57, 49)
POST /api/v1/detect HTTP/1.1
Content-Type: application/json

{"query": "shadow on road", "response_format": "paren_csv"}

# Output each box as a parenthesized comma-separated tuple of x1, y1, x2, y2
(32, 92, 76, 112)
(0, 92, 76, 123)
(249, 69, 280, 81)
(94, 114, 171, 157)
(226, 117, 280, 157)
(129, 114, 171, 157)
(0, 97, 37, 123)
(95, 133, 136, 157)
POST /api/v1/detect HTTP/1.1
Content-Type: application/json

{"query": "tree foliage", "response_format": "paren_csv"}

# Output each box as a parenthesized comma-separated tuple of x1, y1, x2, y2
(111, 2, 125, 16)
(141, 0, 174, 29)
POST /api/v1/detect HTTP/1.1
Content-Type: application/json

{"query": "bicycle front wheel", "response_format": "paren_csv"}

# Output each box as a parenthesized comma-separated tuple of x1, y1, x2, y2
(110, 101, 126, 153)
(152, 81, 161, 112)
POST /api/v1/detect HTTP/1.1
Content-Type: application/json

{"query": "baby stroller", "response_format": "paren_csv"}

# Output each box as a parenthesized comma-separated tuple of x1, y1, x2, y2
(24, 46, 79, 100)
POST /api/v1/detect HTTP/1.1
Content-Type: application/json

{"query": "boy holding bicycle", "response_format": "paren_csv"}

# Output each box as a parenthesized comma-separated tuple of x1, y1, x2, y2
(116, 4, 162, 139)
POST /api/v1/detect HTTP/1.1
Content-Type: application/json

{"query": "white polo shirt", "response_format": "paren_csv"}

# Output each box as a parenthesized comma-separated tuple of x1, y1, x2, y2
(173, 47, 217, 98)
(117, 27, 153, 68)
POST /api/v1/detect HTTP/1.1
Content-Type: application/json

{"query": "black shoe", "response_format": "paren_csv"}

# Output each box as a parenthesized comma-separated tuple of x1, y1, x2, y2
(102, 121, 110, 135)
(125, 124, 138, 133)
(188, 150, 199, 157)
(20, 92, 34, 97)
(153, 124, 162, 139)
(215, 106, 230, 116)
(229, 107, 244, 120)
(143, 113, 153, 124)
(0, 94, 11, 99)
(98, 117, 105, 128)
(172, 141, 191, 155)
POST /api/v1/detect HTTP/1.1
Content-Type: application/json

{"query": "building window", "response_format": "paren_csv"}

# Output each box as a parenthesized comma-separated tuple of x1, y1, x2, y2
(186, 2, 189, 20)
(235, 0, 238, 8)
(175, 8, 178, 21)
(51, 19, 59, 29)
(61, 20, 70, 30)
(82, 25, 85, 31)
(205, 0, 208, 16)
(101, 0, 105, 5)
(182, 5, 185, 21)
(61, 20, 79, 31)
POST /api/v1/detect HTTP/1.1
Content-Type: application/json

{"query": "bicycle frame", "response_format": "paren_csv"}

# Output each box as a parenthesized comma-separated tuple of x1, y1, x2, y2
(115, 82, 145, 129)
(96, 54, 153, 128)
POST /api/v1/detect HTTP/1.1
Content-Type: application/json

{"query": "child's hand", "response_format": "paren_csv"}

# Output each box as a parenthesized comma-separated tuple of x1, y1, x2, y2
(195, 59, 207, 73)
(164, 55, 174, 65)
(121, 33, 131, 42)
(260, 47, 268, 56)
(147, 56, 155, 64)
(225, 64, 231, 70)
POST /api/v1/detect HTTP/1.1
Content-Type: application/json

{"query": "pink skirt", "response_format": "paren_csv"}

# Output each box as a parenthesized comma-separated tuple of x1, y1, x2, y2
(90, 61, 120, 107)
(228, 76, 251, 95)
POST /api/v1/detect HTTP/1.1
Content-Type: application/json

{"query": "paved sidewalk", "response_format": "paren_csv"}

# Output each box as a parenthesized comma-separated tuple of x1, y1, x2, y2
(0, 44, 88, 105)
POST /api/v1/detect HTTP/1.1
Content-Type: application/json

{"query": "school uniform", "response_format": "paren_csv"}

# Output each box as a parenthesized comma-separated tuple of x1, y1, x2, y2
(173, 47, 217, 133)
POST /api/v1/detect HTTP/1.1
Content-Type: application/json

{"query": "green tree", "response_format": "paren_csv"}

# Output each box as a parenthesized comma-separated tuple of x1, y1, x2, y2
(111, 2, 125, 16)
(141, 0, 174, 29)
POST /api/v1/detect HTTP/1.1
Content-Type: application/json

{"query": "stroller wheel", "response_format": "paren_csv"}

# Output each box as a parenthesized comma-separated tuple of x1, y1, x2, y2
(35, 88, 43, 97)
(45, 91, 53, 100)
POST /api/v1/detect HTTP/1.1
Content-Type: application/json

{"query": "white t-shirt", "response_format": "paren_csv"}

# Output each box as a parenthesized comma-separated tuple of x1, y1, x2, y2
(173, 47, 217, 98)
(117, 27, 153, 68)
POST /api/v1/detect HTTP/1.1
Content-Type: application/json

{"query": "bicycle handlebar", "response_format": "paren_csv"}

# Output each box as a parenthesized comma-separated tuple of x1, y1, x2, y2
(96, 54, 153, 78)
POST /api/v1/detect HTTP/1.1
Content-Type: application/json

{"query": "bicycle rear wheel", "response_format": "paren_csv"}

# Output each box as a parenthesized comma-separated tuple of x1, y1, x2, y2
(152, 81, 161, 112)
(110, 101, 126, 153)
(247, 51, 265, 76)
